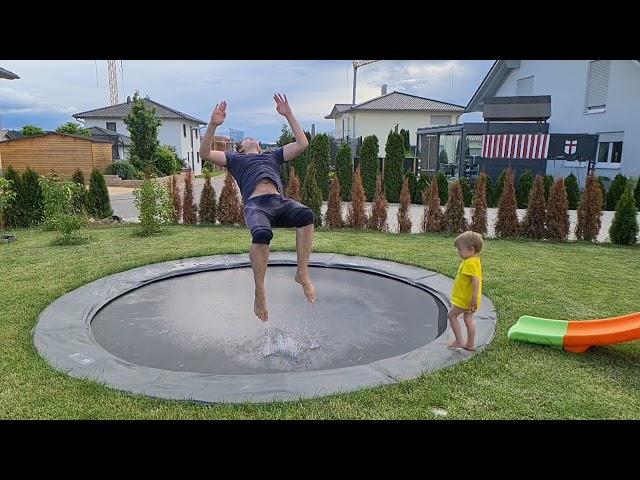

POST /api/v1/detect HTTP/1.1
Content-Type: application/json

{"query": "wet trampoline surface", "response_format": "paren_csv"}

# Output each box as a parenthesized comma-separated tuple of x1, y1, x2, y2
(91, 266, 446, 374)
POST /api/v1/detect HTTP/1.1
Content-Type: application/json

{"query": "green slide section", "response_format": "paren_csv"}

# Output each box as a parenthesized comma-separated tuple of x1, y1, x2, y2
(508, 315, 569, 348)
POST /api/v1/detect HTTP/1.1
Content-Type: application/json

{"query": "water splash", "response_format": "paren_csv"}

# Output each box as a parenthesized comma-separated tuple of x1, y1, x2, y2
(262, 328, 320, 359)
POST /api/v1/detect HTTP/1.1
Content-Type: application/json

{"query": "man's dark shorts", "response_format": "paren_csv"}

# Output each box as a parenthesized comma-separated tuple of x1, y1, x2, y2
(244, 194, 315, 245)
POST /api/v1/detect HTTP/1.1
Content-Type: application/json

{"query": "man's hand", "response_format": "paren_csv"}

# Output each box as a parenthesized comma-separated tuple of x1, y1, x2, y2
(274, 93, 292, 117)
(468, 299, 478, 313)
(210, 101, 227, 126)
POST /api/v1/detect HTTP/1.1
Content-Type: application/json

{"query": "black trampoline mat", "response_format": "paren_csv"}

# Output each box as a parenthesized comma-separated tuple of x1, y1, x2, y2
(91, 266, 445, 374)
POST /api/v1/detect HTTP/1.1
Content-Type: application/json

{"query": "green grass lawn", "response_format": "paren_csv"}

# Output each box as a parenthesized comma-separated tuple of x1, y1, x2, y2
(1, 225, 639, 419)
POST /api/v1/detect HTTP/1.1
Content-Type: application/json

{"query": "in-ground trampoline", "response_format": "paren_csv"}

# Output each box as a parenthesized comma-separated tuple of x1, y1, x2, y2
(34, 252, 497, 403)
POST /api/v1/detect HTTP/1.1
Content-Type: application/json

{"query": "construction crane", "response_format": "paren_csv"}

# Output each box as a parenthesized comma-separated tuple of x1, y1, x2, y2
(352, 60, 381, 104)
(107, 60, 119, 105)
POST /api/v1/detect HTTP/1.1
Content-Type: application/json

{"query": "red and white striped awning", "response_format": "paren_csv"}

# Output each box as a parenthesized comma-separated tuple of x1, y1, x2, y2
(481, 133, 549, 159)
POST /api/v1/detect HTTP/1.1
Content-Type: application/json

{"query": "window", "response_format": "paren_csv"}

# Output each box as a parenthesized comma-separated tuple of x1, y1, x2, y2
(597, 142, 610, 163)
(516, 76, 534, 96)
(183, 124, 187, 137)
(596, 132, 624, 165)
(195, 129, 198, 139)
(112, 144, 120, 159)
(430, 115, 451, 126)
(197, 152, 200, 163)
(585, 60, 611, 112)
(106, 122, 116, 132)
(611, 142, 623, 163)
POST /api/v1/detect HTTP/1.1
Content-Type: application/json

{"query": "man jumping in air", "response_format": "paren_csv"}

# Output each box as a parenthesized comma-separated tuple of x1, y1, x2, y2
(200, 94, 316, 322)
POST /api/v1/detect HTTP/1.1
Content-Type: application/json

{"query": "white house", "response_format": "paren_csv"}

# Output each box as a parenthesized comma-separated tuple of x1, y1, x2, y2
(466, 60, 640, 184)
(73, 96, 207, 174)
(325, 87, 465, 146)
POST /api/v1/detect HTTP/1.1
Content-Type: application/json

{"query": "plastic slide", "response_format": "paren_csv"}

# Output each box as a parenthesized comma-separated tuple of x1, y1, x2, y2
(508, 312, 640, 353)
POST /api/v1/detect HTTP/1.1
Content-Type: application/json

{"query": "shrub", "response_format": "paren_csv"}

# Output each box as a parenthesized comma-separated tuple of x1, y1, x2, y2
(404, 171, 418, 205)
(424, 177, 444, 232)
(301, 162, 323, 227)
(493, 169, 507, 208)
(198, 171, 217, 224)
(397, 177, 412, 233)
(516, 170, 533, 209)
(167, 174, 182, 223)
(575, 174, 603, 242)
(609, 184, 638, 245)
(436, 171, 448, 205)
(606, 173, 628, 211)
(155, 145, 180, 176)
(218, 171, 244, 225)
(494, 168, 520, 238)
(470, 172, 488, 235)
(107, 161, 138, 180)
(368, 174, 388, 232)
(72, 168, 85, 185)
(383, 131, 405, 202)
(459, 176, 472, 207)
(347, 167, 367, 229)
(0, 177, 17, 233)
(564, 173, 581, 210)
(546, 178, 569, 241)
(335, 143, 353, 201)
(443, 181, 467, 234)
(414, 174, 429, 205)
(325, 176, 343, 229)
(133, 178, 172, 235)
(521, 175, 547, 239)
(309, 134, 331, 200)
(360, 135, 380, 201)
(181, 169, 198, 224)
(87, 169, 113, 219)
(2, 166, 21, 227)
(39, 175, 87, 241)
(19, 167, 44, 226)
(285, 165, 301, 202)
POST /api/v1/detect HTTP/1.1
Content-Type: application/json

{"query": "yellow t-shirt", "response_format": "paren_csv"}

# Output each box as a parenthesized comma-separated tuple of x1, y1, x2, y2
(450, 256, 483, 310)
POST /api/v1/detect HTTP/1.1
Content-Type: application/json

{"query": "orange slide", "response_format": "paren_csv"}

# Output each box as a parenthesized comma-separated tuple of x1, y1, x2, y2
(508, 311, 640, 353)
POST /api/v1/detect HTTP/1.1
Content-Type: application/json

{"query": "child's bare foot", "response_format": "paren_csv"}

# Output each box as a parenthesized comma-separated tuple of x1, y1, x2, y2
(254, 290, 269, 321)
(447, 340, 465, 349)
(462, 343, 476, 351)
(295, 271, 317, 303)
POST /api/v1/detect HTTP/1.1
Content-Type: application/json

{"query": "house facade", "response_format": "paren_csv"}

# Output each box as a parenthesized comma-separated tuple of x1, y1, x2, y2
(326, 88, 464, 147)
(466, 60, 640, 185)
(73, 97, 207, 174)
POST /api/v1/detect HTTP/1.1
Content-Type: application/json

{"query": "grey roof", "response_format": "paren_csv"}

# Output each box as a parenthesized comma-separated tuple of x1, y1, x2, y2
(325, 92, 464, 119)
(0, 67, 19, 80)
(73, 98, 207, 124)
(0, 132, 113, 144)
(88, 126, 132, 146)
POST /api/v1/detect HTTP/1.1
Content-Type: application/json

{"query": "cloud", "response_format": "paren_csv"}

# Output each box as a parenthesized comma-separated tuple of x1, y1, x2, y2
(0, 86, 77, 115)
(0, 60, 493, 139)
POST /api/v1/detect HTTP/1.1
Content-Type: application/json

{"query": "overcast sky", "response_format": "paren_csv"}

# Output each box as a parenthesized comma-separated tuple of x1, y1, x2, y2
(0, 60, 492, 142)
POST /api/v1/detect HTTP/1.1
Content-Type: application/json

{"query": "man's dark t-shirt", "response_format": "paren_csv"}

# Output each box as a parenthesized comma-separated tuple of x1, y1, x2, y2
(224, 148, 287, 203)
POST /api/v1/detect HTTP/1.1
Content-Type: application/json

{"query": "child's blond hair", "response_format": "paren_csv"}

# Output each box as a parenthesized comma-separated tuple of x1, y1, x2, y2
(454, 231, 483, 253)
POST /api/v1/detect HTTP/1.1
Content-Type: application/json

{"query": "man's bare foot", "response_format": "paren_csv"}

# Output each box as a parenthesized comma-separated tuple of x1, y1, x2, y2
(295, 271, 317, 303)
(447, 340, 465, 349)
(254, 290, 269, 321)
(463, 344, 476, 351)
